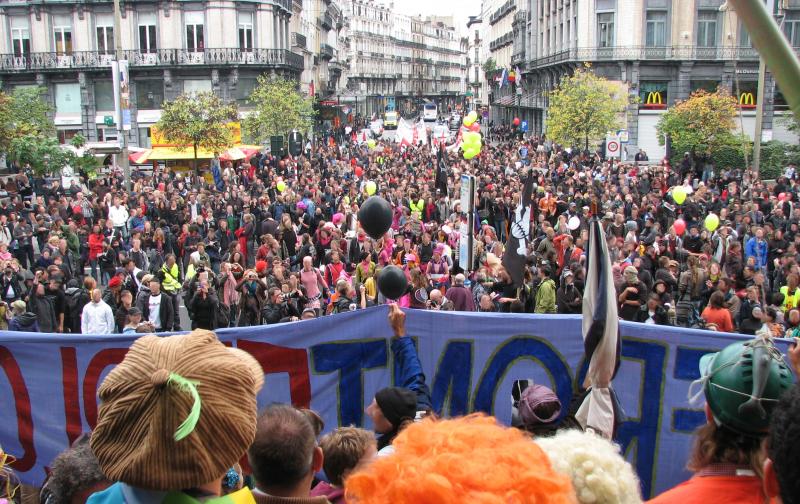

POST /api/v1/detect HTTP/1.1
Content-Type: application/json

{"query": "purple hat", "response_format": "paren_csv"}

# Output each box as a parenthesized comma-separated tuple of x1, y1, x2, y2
(297, 201, 307, 210)
(434, 244, 445, 256)
(518, 384, 561, 425)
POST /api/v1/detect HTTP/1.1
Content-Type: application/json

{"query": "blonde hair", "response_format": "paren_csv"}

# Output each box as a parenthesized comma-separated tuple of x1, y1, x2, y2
(320, 427, 375, 487)
(345, 415, 575, 504)
(536, 430, 642, 504)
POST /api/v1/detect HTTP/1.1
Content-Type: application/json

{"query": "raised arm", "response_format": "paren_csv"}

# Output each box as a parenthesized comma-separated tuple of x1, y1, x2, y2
(388, 304, 433, 412)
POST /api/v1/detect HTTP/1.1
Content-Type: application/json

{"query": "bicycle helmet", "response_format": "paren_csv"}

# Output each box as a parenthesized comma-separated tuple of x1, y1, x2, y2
(697, 338, 794, 436)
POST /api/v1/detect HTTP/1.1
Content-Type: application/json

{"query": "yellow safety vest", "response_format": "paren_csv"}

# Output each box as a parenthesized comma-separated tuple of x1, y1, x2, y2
(409, 199, 424, 219)
(161, 263, 182, 293)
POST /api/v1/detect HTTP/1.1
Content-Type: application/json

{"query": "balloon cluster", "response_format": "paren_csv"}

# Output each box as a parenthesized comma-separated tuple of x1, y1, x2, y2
(461, 131, 482, 160)
(462, 111, 478, 127)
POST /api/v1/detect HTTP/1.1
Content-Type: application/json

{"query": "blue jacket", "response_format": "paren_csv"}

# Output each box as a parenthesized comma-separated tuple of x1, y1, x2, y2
(744, 237, 768, 270)
(391, 337, 433, 412)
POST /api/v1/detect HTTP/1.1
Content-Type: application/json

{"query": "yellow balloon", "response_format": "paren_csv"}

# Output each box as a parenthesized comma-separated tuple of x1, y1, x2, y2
(463, 149, 478, 160)
(276, 181, 286, 193)
(705, 213, 720, 232)
(366, 180, 377, 196)
(672, 186, 687, 205)
(468, 111, 478, 122)
(463, 116, 475, 127)
(367, 139, 376, 149)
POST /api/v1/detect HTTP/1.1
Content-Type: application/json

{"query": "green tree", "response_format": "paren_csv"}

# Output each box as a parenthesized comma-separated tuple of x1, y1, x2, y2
(155, 91, 239, 173)
(69, 133, 102, 178)
(657, 89, 739, 157)
(242, 75, 314, 142)
(545, 65, 628, 149)
(482, 58, 497, 76)
(9, 135, 72, 176)
(0, 86, 54, 154)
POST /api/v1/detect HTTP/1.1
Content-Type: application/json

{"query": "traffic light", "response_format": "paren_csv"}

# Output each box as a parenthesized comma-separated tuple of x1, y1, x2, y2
(288, 131, 303, 157)
(270, 136, 284, 157)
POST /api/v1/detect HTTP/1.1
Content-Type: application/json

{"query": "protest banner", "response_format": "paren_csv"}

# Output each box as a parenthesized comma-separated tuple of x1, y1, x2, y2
(0, 307, 792, 497)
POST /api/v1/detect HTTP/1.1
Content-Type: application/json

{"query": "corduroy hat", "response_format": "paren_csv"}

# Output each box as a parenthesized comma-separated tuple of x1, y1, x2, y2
(374, 387, 417, 429)
(90, 329, 264, 491)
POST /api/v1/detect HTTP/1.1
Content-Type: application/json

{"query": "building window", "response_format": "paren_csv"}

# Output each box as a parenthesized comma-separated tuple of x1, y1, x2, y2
(10, 16, 30, 57)
(95, 80, 115, 111)
(136, 80, 164, 109)
(645, 10, 666, 47)
(55, 83, 81, 114)
(597, 12, 614, 47)
(98, 127, 118, 142)
(138, 12, 157, 53)
(239, 11, 254, 51)
(53, 14, 73, 55)
(183, 79, 212, 95)
(57, 129, 81, 144)
(639, 82, 668, 108)
(697, 11, 718, 48)
(185, 11, 204, 52)
(235, 78, 257, 105)
(690, 80, 719, 93)
(784, 11, 800, 47)
(739, 22, 751, 47)
(96, 13, 114, 55)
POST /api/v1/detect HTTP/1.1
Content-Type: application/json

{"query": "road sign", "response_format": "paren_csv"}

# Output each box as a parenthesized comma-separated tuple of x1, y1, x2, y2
(617, 129, 629, 143)
(606, 136, 621, 159)
(520, 120, 528, 132)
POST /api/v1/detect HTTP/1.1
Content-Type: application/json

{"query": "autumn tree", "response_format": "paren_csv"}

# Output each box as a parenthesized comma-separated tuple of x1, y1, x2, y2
(657, 89, 740, 158)
(155, 91, 239, 173)
(0, 86, 55, 157)
(243, 75, 314, 142)
(545, 65, 628, 149)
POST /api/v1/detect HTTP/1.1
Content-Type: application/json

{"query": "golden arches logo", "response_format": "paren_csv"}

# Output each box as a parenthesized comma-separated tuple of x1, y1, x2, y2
(646, 91, 663, 105)
(739, 93, 756, 107)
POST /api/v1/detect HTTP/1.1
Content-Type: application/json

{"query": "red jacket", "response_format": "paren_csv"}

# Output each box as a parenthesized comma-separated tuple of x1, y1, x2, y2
(88, 233, 105, 260)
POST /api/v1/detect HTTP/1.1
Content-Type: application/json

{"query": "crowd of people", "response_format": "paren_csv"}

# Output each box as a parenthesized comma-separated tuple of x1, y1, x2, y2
(1, 306, 798, 504)
(0, 127, 798, 336)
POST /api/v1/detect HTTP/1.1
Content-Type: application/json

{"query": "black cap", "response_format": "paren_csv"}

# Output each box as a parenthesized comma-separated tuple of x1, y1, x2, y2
(374, 387, 417, 429)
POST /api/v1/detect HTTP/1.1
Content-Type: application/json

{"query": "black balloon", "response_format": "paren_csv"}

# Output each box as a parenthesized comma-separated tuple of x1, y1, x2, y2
(358, 196, 393, 240)
(377, 265, 408, 300)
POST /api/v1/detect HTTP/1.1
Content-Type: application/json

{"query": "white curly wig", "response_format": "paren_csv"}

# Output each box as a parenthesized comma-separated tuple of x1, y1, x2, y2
(536, 429, 642, 504)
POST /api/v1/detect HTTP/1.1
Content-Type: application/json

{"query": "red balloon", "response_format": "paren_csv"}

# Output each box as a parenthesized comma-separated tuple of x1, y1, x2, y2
(513, 117, 520, 126)
(468, 122, 481, 132)
(673, 218, 687, 236)
(779, 192, 787, 201)
(355, 166, 364, 178)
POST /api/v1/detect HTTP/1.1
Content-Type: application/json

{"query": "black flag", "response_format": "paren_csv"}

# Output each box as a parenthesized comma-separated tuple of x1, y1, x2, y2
(435, 144, 448, 196)
(502, 173, 534, 288)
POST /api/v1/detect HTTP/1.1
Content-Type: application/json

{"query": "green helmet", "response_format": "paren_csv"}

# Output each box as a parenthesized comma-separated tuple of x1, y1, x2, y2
(700, 338, 795, 436)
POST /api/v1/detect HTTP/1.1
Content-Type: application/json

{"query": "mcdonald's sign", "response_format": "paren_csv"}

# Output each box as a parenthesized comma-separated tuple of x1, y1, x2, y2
(739, 92, 756, 109)
(643, 91, 666, 109)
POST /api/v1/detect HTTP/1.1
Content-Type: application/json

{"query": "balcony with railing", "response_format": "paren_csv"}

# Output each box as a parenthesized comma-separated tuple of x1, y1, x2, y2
(320, 43, 335, 60)
(319, 12, 333, 30)
(526, 45, 780, 69)
(292, 32, 307, 50)
(0, 48, 304, 73)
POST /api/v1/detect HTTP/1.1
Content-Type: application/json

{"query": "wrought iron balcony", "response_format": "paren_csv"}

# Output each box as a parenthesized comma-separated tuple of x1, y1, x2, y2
(292, 32, 307, 50)
(525, 45, 781, 69)
(0, 48, 304, 73)
(320, 43, 335, 60)
(319, 12, 333, 30)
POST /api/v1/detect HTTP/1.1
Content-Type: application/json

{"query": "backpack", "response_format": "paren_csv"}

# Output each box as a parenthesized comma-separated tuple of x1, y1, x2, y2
(215, 303, 231, 328)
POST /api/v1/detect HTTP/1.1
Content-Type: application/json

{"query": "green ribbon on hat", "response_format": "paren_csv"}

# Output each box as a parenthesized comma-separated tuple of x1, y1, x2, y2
(167, 372, 202, 441)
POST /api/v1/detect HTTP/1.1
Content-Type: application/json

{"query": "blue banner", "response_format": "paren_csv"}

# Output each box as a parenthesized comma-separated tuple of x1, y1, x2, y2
(0, 308, 792, 497)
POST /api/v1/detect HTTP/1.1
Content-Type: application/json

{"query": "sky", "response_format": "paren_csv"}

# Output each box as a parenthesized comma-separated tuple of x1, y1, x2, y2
(374, 0, 483, 36)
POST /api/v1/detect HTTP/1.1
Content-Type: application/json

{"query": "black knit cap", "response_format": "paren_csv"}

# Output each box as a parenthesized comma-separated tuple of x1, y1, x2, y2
(374, 387, 417, 428)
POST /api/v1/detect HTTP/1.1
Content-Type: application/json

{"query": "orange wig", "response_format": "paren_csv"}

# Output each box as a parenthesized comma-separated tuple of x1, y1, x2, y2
(345, 414, 576, 504)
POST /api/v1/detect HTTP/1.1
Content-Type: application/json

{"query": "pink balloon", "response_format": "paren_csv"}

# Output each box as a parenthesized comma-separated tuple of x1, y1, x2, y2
(673, 218, 687, 236)
(468, 122, 481, 132)
(332, 212, 344, 225)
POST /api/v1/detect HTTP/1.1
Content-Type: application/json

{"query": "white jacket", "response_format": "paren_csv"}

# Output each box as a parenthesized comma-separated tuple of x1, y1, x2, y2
(108, 204, 129, 228)
(81, 300, 116, 334)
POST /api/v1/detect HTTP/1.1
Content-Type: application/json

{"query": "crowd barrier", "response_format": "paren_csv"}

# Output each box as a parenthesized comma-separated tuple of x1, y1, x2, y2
(0, 307, 792, 497)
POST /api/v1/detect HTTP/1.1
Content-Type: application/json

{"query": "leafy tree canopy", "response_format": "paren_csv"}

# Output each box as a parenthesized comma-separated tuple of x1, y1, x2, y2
(545, 65, 628, 149)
